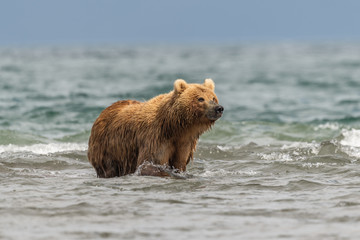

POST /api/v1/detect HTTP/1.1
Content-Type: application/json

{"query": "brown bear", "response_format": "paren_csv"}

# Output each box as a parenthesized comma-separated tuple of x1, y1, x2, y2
(87, 79, 223, 178)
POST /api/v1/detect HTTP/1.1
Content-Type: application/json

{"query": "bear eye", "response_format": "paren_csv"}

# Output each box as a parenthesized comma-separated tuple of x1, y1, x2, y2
(198, 97, 205, 102)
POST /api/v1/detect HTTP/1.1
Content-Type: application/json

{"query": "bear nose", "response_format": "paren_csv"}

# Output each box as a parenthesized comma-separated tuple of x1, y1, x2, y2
(215, 105, 224, 114)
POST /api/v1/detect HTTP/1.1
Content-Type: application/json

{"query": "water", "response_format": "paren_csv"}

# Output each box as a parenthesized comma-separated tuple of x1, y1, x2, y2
(1, 43, 360, 239)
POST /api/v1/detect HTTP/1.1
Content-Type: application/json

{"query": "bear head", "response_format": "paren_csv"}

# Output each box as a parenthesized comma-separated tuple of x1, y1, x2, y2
(173, 78, 224, 124)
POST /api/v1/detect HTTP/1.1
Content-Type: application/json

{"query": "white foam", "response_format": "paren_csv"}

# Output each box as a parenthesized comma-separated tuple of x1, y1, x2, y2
(302, 162, 326, 168)
(258, 152, 293, 162)
(338, 129, 360, 159)
(281, 142, 320, 155)
(314, 122, 340, 131)
(216, 145, 232, 151)
(0, 143, 88, 155)
(340, 129, 360, 147)
(201, 169, 258, 177)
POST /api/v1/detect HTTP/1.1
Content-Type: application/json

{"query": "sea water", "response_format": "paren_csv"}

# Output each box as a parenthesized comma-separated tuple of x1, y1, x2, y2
(1, 43, 360, 239)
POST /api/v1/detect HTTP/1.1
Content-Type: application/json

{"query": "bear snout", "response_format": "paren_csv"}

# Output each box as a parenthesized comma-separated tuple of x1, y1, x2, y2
(206, 104, 224, 121)
(215, 105, 224, 114)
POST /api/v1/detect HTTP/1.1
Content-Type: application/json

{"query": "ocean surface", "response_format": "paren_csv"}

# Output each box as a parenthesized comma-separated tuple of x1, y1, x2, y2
(1, 43, 360, 239)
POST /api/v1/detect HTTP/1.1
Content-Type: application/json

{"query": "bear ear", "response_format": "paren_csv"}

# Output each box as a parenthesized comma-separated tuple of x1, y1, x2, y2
(174, 79, 188, 94)
(203, 78, 215, 90)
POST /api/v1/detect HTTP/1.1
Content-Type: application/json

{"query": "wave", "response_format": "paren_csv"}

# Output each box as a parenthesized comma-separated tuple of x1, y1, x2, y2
(207, 127, 360, 166)
(261, 128, 360, 163)
(1, 122, 360, 167)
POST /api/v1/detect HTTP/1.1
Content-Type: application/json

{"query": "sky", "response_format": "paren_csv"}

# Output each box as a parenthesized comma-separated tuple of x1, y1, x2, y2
(1, 0, 360, 46)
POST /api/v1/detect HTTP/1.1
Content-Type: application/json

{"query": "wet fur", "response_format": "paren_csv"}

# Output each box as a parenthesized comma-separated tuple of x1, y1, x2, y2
(88, 79, 221, 178)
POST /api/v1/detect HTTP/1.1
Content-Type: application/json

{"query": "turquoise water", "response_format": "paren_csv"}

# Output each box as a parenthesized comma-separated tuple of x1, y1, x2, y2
(1, 43, 360, 239)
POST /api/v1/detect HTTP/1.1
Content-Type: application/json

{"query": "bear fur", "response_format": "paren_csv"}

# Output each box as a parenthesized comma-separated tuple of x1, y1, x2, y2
(88, 79, 223, 178)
